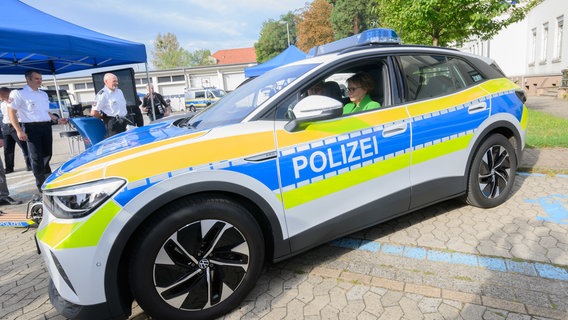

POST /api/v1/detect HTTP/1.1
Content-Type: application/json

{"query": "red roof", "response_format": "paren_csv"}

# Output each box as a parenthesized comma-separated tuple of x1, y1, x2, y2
(212, 47, 257, 65)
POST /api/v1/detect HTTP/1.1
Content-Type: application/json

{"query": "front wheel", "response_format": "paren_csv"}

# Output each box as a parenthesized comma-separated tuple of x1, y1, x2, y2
(464, 134, 517, 208)
(129, 196, 265, 320)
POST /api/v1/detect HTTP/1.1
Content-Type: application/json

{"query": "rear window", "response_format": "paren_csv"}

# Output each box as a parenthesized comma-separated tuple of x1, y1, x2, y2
(398, 55, 486, 102)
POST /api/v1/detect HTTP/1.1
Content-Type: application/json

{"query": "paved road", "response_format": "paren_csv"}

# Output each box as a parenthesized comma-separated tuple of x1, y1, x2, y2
(1, 172, 567, 319)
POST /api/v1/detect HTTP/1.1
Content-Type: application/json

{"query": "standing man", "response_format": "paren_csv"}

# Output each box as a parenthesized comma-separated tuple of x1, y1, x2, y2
(0, 135, 22, 205)
(0, 87, 31, 173)
(142, 85, 171, 121)
(8, 70, 68, 193)
(91, 73, 128, 137)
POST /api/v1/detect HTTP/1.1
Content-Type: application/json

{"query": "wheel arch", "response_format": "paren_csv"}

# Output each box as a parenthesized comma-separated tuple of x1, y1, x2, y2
(463, 119, 523, 187)
(102, 180, 289, 318)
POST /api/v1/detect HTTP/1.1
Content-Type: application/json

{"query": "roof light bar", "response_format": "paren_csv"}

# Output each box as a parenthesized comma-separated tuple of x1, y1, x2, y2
(307, 28, 401, 57)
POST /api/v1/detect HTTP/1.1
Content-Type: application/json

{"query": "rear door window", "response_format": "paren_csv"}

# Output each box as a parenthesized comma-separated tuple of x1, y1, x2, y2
(397, 55, 485, 102)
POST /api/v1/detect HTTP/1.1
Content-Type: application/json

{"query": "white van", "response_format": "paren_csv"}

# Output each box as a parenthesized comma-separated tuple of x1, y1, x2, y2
(184, 87, 226, 112)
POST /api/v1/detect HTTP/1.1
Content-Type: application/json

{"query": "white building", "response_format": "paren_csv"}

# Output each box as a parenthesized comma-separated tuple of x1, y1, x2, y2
(461, 0, 568, 97)
(0, 63, 252, 112)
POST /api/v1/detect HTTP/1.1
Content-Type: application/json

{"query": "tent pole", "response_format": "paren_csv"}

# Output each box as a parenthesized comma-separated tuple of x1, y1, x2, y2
(52, 74, 65, 118)
(144, 62, 156, 121)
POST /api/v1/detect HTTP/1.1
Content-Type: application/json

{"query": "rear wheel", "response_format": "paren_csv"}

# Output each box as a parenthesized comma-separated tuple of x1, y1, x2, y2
(129, 196, 265, 320)
(465, 134, 517, 208)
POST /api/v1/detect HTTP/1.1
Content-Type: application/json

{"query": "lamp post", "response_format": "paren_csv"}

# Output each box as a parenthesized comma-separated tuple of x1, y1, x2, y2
(280, 21, 291, 47)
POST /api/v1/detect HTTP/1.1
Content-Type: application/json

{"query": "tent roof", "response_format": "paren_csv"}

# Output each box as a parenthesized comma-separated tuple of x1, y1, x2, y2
(0, 0, 147, 75)
(244, 45, 306, 78)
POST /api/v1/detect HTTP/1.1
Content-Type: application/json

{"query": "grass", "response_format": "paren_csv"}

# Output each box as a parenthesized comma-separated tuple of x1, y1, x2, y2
(526, 109, 568, 148)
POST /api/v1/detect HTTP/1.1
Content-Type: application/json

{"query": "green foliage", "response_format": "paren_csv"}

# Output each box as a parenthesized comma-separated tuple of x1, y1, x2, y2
(188, 49, 215, 66)
(254, 12, 297, 63)
(296, 0, 335, 52)
(328, 0, 378, 39)
(152, 33, 214, 69)
(373, 0, 542, 46)
(151, 32, 190, 69)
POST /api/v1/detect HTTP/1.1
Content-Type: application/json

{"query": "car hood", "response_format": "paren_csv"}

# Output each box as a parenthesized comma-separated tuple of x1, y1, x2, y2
(44, 120, 208, 189)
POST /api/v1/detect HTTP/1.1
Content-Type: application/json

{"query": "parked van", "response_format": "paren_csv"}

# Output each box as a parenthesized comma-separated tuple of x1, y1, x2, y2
(184, 87, 226, 112)
(44, 89, 77, 118)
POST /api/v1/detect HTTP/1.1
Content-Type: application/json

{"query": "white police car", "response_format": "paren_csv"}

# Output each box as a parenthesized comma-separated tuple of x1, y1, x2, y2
(37, 29, 527, 320)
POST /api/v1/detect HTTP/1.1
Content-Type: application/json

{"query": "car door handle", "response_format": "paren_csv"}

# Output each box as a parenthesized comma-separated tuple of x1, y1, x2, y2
(245, 151, 277, 162)
(382, 122, 408, 138)
(468, 102, 487, 114)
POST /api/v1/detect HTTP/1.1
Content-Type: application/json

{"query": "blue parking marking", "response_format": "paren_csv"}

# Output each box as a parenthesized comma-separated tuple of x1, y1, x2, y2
(359, 240, 381, 252)
(382, 243, 404, 256)
(534, 263, 568, 281)
(478, 256, 507, 272)
(506, 260, 537, 276)
(452, 253, 478, 267)
(330, 237, 568, 281)
(0, 221, 31, 227)
(525, 194, 568, 225)
(427, 250, 452, 263)
(404, 247, 427, 260)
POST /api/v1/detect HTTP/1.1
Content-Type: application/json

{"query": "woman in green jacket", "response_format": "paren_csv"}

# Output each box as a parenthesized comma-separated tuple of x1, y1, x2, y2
(343, 71, 381, 115)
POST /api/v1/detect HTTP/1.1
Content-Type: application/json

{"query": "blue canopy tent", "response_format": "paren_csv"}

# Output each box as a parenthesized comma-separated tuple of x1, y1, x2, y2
(244, 45, 306, 78)
(0, 0, 148, 148)
(0, 0, 147, 75)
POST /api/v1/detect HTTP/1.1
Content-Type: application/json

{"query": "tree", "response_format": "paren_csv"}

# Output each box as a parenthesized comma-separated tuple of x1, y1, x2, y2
(296, 0, 335, 52)
(374, 0, 542, 47)
(328, 0, 377, 39)
(152, 33, 215, 69)
(254, 12, 297, 63)
(188, 49, 215, 66)
(151, 32, 190, 69)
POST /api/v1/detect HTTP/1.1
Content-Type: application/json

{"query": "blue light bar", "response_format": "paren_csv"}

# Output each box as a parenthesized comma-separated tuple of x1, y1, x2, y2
(307, 28, 401, 57)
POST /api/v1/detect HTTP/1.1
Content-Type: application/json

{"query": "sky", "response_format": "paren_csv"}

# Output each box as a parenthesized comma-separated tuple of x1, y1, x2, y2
(1, 0, 308, 82)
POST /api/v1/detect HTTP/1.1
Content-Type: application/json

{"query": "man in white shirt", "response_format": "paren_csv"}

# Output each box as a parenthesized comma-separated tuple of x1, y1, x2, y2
(0, 87, 23, 205)
(8, 70, 67, 193)
(0, 87, 31, 173)
(91, 73, 129, 137)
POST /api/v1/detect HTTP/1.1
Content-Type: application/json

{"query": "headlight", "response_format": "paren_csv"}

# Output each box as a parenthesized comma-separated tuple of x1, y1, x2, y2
(43, 178, 125, 219)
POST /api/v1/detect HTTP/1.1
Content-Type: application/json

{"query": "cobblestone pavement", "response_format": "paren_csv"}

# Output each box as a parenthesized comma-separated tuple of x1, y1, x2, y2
(1, 100, 568, 319)
(1, 172, 567, 319)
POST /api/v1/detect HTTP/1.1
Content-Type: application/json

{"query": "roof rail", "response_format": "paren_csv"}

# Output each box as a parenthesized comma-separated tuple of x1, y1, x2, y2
(307, 28, 401, 58)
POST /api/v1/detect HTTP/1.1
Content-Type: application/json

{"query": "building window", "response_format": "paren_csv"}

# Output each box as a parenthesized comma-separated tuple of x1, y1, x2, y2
(46, 84, 69, 90)
(157, 76, 170, 83)
(136, 78, 148, 85)
(529, 28, 537, 66)
(74, 83, 86, 90)
(172, 75, 185, 82)
(540, 22, 549, 64)
(554, 16, 564, 61)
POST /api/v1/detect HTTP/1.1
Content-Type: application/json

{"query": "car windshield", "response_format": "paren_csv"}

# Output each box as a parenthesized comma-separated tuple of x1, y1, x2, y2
(210, 89, 226, 98)
(178, 63, 319, 130)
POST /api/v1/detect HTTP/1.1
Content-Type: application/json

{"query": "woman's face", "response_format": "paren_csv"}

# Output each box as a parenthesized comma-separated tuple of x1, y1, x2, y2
(347, 80, 366, 104)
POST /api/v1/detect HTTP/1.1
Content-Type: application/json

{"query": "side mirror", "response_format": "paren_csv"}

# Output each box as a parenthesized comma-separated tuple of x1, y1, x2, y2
(285, 95, 343, 132)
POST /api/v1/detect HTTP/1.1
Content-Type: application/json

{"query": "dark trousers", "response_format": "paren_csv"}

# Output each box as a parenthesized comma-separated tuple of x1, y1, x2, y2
(22, 122, 53, 192)
(103, 116, 127, 137)
(128, 105, 144, 127)
(1, 123, 31, 171)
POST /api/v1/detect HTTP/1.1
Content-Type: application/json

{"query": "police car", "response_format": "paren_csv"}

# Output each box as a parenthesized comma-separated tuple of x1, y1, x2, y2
(37, 28, 527, 320)
(184, 87, 226, 112)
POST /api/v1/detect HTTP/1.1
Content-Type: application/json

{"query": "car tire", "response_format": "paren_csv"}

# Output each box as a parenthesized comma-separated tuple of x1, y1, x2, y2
(129, 195, 265, 320)
(464, 134, 517, 208)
